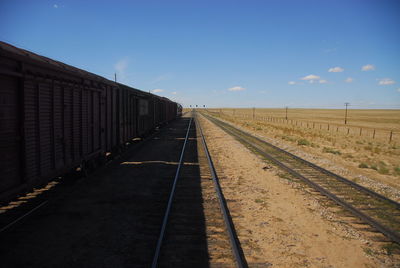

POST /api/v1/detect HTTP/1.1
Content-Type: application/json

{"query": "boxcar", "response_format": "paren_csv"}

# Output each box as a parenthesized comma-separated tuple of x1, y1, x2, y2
(0, 41, 181, 202)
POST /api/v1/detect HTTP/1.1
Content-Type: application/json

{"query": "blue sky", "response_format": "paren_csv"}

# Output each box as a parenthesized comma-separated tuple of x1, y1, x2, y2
(1, 0, 399, 108)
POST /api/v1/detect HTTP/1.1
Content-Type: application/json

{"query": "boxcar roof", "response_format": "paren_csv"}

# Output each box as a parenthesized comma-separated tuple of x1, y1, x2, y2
(0, 41, 112, 84)
(0, 41, 176, 104)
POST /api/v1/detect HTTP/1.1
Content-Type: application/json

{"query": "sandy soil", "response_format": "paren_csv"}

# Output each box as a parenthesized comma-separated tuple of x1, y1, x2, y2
(208, 111, 400, 203)
(198, 113, 400, 267)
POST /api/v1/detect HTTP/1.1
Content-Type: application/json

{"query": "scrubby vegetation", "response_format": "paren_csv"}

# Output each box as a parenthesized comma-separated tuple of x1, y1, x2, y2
(205, 108, 400, 187)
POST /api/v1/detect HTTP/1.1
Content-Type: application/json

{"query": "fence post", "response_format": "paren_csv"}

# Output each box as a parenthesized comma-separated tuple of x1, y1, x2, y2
(313, 122, 315, 129)
(347, 128, 350, 135)
(389, 131, 393, 143)
(328, 124, 330, 131)
(359, 128, 362, 136)
(373, 129, 375, 139)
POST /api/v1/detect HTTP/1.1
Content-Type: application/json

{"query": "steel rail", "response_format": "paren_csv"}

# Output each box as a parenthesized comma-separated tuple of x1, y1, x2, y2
(0, 201, 48, 233)
(205, 111, 399, 206)
(202, 112, 400, 244)
(228, 121, 400, 208)
(151, 117, 193, 268)
(195, 112, 248, 268)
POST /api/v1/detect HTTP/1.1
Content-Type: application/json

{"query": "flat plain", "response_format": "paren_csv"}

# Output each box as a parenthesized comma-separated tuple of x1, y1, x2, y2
(189, 108, 400, 199)
(209, 108, 400, 131)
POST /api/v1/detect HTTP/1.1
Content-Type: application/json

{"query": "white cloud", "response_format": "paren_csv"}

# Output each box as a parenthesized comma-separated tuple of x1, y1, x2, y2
(53, 4, 58, 8)
(378, 78, 395, 85)
(151, 89, 164, 93)
(113, 58, 130, 82)
(171, 91, 177, 95)
(328, 67, 344, 72)
(300, 74, 323, 84)
(319, 79, 328, 84)
(301, 74, 320, 80)
(288, 81, 296, 85)
(362, 64, 375, 71)
(228, 86, 246, 91)
(345, 77, 353, 83)
(114, 58, 129, 73)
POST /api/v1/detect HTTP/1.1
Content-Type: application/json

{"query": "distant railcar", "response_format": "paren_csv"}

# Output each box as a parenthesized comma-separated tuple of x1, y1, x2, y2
(0, 41, 181, 203)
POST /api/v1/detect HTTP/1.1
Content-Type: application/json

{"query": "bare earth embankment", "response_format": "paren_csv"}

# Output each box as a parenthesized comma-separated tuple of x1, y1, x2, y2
(202, 108, 400, 202)
(198, 113, 400, 267)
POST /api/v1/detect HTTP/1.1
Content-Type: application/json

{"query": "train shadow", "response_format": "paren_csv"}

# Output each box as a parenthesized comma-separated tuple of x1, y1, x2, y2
(157, 117, 211, 266)
(0, 117, 211, 267)
(106, 116, 211, 266)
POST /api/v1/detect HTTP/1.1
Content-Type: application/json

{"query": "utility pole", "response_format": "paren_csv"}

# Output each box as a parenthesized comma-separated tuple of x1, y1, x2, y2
(344, 102, 350, 124)
(114, 73, 117, 83)
(285, 106, 288, 120)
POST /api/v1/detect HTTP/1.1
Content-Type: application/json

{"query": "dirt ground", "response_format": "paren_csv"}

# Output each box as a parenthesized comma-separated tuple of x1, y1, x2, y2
(198, 113, 400, 267)
(204, 110, 400, 203)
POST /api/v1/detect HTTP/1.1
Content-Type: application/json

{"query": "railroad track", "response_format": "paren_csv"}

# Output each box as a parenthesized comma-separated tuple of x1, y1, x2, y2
(152, 113, 247, 267)
(200, 111, 400, 245)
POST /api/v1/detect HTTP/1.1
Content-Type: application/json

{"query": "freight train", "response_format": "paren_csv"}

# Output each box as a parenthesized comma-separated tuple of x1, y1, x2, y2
(0, 41, 182, 203)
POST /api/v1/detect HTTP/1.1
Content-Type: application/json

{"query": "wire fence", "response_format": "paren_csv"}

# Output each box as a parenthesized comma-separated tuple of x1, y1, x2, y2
(206, 109, 399, 143)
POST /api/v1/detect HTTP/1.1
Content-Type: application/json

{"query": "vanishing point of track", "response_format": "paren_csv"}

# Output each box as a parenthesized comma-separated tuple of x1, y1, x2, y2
(201, 111, 400, 245)
(152, 112, 247, 267)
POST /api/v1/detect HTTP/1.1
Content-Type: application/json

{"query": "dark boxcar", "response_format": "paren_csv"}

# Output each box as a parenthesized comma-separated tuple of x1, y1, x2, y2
(0, 41, 180, 202)
(153, 95, 168, 126)
(0, 42, 116, 201)
(164, 97, 176, 122)
(117, 84, 156, 140)
(117, 84, 137, 144)
(177, 104, 183, 117)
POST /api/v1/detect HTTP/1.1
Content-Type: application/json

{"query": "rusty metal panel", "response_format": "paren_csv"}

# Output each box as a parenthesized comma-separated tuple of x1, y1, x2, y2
(111, 87, 117, 148)
(88, 89, 93, 153)
(119, 87, 128, 143)
(63, 84, 73, 165)
(105, 87, 112, 150)
(82, 88, 89, 155)
(148, 97, 154, 129)
(0, 74, 21, 192)
(38, 82, 53, 175)
(24, 78, 39, 181)
(128, 93, 136, 139)
(53, 83, 64, 169)
(93, 91, 100, 151)
(72, 87, 81, 160)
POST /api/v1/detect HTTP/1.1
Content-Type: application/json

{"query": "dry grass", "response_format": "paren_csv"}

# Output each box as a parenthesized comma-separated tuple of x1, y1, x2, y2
(200, 108, 400, 191)
(217, 108, 400, 131)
